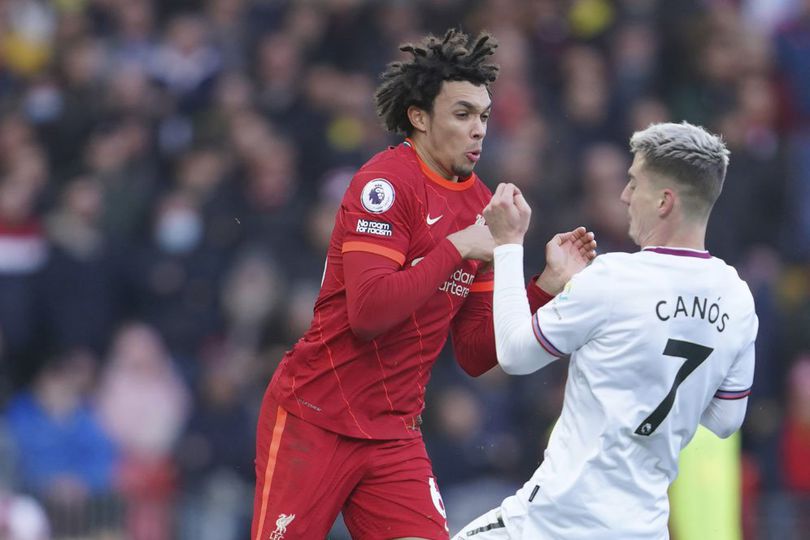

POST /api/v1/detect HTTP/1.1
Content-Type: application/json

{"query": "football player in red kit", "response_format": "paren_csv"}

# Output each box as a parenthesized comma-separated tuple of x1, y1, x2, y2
(252, 29, 597, 540)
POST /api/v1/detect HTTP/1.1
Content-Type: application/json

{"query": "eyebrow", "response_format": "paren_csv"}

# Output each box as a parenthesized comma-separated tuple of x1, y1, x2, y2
(453, 100, 493, 113)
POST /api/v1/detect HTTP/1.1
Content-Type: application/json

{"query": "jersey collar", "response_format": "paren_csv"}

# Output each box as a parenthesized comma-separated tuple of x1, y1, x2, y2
(642, 246, 712, 259)
(403, 139, 475, 191)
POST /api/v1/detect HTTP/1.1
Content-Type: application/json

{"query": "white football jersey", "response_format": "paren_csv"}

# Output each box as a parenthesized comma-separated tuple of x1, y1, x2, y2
(499, 246, 757, 540)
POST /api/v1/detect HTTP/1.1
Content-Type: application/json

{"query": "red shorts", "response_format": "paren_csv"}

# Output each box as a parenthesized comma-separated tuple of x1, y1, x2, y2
(251, 392, 449, 540)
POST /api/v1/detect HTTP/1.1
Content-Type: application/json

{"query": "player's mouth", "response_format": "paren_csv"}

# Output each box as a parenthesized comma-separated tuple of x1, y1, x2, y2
(465, 150, 481, 163)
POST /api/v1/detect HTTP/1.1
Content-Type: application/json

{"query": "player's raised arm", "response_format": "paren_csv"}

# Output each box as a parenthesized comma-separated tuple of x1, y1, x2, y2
(343, 223, 493, 341)
(343, 241, 461, 341)
(492, 243, 557, 374)
(485, 184, 554, 374)
(449, 220, 594, 378)
(486, 184, 597, 374)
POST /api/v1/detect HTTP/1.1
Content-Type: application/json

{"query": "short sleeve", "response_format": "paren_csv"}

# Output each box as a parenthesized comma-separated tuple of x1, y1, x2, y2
(533, 257, 613, 356)
(340, 171, 414, 267)
(715, 313, 758, 400)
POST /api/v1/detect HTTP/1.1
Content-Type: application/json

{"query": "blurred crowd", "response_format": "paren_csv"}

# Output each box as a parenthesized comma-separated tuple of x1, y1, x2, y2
(0, 0, 809, 538)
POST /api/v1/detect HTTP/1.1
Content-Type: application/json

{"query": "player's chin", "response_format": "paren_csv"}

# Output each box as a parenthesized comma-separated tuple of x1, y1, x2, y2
(453, 163, 475, 178)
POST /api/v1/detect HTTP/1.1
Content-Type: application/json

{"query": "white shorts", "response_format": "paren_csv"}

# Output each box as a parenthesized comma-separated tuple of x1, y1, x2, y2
(452, 508, 511, 540)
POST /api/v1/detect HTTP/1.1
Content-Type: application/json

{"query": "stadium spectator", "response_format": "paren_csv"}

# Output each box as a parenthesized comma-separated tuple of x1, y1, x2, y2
(5, 349, 119, 537)
(97, 322, 190, 540)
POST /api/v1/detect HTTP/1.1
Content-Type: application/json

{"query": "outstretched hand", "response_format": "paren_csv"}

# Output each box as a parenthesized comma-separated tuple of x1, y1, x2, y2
(535, 226, 597, 295)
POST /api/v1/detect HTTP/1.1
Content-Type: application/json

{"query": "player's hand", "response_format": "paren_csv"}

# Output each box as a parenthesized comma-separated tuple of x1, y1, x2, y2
(483, 183, 531, 245)
(447, 224, 495, 261)
(535, 226, 597, 295)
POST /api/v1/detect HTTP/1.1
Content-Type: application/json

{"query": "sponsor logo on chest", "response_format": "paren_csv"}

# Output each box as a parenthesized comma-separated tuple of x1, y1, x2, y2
(412, 257, 475, 298)
(439, 267, 475, 298)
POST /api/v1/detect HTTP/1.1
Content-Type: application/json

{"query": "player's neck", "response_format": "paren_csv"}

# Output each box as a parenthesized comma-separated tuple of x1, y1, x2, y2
(408, 135, 458, 182)
(641, 225, 706, 251)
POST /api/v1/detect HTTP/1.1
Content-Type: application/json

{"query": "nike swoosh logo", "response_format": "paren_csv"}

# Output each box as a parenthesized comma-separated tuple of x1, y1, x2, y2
(426, 214, 443, 225)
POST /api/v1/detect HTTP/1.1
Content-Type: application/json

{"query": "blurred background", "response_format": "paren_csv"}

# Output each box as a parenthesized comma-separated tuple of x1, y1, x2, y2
(0, 0, 808, 538)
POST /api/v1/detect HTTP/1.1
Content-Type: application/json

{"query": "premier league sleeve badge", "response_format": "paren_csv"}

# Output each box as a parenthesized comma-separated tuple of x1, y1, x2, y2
(360, 179, 396, 214)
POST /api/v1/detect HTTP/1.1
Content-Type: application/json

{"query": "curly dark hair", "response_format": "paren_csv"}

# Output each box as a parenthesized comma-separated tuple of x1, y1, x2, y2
(374, 28, 499, 136)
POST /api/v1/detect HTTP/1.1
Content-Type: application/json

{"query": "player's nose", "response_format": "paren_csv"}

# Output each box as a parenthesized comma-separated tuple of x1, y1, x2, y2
(471, 118, 486, 139)
(620, 184, 631, 205)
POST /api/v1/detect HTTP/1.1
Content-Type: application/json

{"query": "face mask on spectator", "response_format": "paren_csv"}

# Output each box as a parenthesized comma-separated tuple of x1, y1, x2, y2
(155, 208, 202, 254)
(25, 85, 63, 123)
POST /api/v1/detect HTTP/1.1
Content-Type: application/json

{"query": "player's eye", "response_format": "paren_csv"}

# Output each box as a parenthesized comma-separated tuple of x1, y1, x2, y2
(481, 113, 490, 122)
(455, 111, 469, 119)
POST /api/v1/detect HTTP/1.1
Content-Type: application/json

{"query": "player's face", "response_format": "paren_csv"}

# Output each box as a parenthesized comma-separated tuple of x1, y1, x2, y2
(621, 154, 661, 246)
(421, 81, 491, 179)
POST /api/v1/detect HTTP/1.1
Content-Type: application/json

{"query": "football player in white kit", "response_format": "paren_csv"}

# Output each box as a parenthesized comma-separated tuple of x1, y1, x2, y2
(453, 122, 757, 540)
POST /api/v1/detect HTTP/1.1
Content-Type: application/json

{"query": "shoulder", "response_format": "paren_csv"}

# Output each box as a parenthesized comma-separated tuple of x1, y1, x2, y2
(715, 258, 757, 322)
(356, 146, 419, 184)
(557, 255, 618, 301)
(580, 252, 630, 277)
(709, 257, 755, 303)
(348, 146, 420, 199)
(593, 251, 635, 265)
(341, 147, 421, 215)
(563, 253, 641, 300)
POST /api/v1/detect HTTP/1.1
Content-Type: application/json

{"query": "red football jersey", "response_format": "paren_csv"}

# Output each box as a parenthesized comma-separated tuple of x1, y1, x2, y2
(269, 141, 495, 439)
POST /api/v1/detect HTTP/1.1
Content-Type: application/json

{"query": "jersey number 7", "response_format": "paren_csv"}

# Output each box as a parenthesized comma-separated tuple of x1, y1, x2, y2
(635, 339, 714, 437)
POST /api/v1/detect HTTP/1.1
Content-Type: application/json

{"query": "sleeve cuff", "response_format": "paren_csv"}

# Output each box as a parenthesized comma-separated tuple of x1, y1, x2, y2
(526, 273, 554, 311)
(527, 274, 553, 301)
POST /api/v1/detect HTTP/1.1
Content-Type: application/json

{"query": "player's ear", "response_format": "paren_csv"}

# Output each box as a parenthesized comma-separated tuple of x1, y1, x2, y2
(407, 105, 428, 134)
(659, 188, 675, 217)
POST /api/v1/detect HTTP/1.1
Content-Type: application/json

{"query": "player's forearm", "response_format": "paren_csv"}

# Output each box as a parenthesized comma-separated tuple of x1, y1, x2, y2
(345, 239, 461, 340)
(494, 244, 558, 374)
(451, 295, 497, 376)
(448, 264, 551, 377)
(699, 396, 748, 438)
